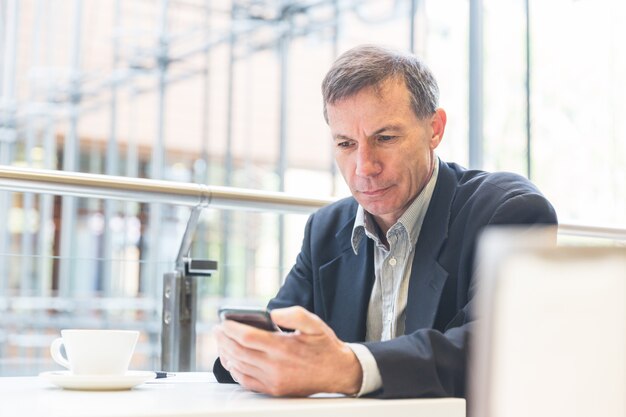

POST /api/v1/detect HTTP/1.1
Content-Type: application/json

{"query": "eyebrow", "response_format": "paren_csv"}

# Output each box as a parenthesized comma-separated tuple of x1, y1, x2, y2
(333, 124, 405, 141)
(371, 124, 404, 136)
(333, 134, 352, 141)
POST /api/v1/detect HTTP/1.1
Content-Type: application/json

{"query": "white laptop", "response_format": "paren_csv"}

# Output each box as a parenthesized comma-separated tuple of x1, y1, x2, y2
(470, 227, 626, 417)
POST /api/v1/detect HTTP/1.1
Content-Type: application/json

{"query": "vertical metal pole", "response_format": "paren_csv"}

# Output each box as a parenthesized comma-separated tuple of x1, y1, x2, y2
(194, 0, 211, 261)
(468, 0, 484, 169)
(524, 0, 532, 180)
(277, 26, 289, 194)
(414, 0, 427, 56)
(153, 0, 168, 182)
(145, 0, 168, 299)
(21, 0, 47, 296)
(277, 20, 290, 282)
(161, 270, 181, 371)
(0, 0, 16, 142)
(38, 121, 55, 295)
(103, 0, 122, 297)
(200, 0, 211, 173)
(37, 0, 55, 296)
(126, 90, 139, 180)
(225, 11, 234, 188)
(21, 124, 35, 296)
(58, 0, 83, 297)
(161, 206, 203, 371)
(178, 271, 196, 370)
(153, 0, 174, 370)
(409, 0, 417, 53)
(124, 87, 139, 271)
(161, 269, 197, 371)
(221, 3, 236, 295)
(124, 85, 139, 300)
(0, 0, 19, 292)
(0, 1, 5, 94)
(241, 30, 253, 296)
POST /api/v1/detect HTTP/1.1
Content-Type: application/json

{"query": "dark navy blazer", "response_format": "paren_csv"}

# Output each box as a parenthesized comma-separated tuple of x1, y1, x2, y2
(214, 160, 558, 398)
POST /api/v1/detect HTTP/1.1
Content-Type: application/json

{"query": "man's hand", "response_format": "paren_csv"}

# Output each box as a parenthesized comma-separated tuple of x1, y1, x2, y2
(213, 306, 363, 397)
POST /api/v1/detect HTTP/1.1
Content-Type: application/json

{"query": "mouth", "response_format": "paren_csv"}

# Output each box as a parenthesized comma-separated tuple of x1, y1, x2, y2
(359, 186, 392, 197)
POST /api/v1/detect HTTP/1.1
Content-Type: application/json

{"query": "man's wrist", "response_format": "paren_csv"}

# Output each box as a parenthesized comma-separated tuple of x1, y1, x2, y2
(346, 343, 383, 396)
(337, 343, 363, 395)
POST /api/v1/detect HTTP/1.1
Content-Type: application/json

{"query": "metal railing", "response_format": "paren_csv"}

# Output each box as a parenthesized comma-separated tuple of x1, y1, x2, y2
(2, 165, 624, 240)
(556, 223, 626, 241)
(1, 165, 625, 370)
(0, 165, 334, 212)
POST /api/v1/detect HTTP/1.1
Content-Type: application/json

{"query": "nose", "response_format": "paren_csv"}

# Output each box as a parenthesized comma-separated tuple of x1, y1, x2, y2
(355, 142, 382, 178)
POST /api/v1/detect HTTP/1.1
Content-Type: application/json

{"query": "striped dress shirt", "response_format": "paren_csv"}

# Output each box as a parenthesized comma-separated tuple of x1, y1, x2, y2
(347, 159, 439, 395)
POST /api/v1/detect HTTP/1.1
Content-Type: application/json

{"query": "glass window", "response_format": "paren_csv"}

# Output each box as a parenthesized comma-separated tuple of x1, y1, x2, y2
(530, 0, 626, 226)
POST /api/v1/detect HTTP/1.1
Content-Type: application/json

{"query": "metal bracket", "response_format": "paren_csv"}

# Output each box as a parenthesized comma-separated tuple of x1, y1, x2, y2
(161, 206, 217, 371)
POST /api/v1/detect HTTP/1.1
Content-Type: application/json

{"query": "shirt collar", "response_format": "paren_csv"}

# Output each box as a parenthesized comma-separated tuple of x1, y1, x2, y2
(351, 157, 440, 254)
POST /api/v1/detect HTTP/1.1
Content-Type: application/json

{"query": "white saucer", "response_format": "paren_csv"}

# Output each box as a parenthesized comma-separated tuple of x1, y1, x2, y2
(39, 370, 156, 391)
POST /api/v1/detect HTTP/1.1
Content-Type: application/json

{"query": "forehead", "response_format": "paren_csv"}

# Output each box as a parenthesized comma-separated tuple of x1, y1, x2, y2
(326, 80, 416, 129)
(334, 77, 409, 105)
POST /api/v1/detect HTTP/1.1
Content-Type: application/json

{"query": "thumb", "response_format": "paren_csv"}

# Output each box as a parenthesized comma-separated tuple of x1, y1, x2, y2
(270, 306, 326, 335)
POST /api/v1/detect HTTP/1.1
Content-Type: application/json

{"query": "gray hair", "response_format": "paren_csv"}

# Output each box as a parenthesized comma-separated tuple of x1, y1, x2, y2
(321, 45, 439, 122)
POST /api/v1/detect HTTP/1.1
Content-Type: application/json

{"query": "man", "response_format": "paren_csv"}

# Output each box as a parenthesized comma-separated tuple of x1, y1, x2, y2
(213, 45, 557, 398)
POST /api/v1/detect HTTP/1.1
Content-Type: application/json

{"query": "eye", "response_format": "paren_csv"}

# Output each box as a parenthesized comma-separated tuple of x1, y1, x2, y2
(336, 140, 353, 148)
(378, 135, 398, 142)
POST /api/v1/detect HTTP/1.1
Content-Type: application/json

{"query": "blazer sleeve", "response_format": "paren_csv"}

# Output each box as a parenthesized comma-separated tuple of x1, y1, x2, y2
(213, 355, 236, 384)
(363, 191, 557, 398)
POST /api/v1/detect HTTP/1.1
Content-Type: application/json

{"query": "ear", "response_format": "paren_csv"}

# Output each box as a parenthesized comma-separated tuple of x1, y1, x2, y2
(429, 108, 447, 150)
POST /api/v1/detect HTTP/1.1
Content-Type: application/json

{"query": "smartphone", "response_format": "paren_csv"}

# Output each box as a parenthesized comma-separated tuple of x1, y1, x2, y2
(218, 307, 280, 332)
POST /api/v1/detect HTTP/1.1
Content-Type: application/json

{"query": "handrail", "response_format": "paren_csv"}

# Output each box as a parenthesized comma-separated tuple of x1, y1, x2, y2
(0, 165, 334, 213)
(1, 165, 626, 241)
(557, 223, 626, 241)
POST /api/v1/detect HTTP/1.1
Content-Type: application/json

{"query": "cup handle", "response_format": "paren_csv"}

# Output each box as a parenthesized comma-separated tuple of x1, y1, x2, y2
(50, 337, 71, 369)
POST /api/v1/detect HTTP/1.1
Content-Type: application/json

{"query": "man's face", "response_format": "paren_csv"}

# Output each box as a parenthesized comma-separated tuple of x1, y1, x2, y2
(327, 79, 446, 231)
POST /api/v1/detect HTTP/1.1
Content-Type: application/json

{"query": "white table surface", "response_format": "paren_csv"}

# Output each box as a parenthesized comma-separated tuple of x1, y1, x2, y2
(0, 372, 465, 417)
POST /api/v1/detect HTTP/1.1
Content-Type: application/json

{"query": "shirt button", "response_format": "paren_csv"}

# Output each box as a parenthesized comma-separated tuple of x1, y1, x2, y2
(389, 257, 397, 266)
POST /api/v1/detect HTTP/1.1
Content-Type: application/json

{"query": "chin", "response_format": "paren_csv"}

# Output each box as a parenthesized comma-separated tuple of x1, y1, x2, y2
(361, 205, 395, 218)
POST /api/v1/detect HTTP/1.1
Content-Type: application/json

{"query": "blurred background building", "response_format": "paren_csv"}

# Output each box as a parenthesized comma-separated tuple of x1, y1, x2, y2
(0, 0, 625, 375)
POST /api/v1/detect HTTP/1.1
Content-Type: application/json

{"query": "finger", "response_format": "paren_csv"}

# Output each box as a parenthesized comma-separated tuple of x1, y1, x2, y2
(215, 323, 256, 372)
(213, 325, 233, 369)
(230, 367, 267, 394)
(218, 328, 274, 375)
(220, 357, 230, 371)
(212, 323, 223, 342)
(213, 323, 235, 349)
(222, 320, 278, 350)
(228, 354, 265, 381)
(270, 306, 326, 335)
(214, 324, 238, 362)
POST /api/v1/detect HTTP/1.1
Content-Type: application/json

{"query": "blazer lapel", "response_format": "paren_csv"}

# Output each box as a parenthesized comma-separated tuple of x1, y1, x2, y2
(405, 161, 456, 333)
(319, 217, 374, 342)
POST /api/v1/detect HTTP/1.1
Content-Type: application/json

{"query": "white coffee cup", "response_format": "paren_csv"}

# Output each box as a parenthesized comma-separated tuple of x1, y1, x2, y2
(50, 329, 139, 375)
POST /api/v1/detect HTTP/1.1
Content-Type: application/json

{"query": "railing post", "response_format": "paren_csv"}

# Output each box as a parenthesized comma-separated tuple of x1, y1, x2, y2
(160, 206, 217, 371)
(161, 268, 200, 371)
(161, 270, 185, 371)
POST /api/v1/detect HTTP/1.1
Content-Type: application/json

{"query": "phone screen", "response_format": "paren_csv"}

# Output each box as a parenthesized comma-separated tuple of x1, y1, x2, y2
(218, 307, 279, 332)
